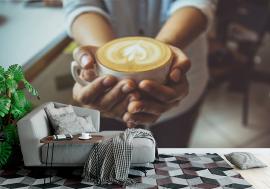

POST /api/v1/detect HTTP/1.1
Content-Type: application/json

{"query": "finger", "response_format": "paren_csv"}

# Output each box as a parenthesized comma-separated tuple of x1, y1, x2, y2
(102, 93, 129, 119)
(73, 75, 117, 105)
(169, 68, 182, 83)
(139, 80, 177, 102)
(123, 112, 159, 126)
(73, 46, 98, 69)
(128, 100, 170, 115)
(80, 69, 97, 82)
(170, 46, 191, 73)
(107, 92, 138, 119)
(169, 46, 191, 83)
(110, 91, 141, 120)
(128, 91, 141, 102)
(98, 79, 136, 111)
(172, 76, 189, 101)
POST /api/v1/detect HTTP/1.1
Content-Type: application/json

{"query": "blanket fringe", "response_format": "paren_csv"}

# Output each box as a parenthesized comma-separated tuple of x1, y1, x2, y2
(83, 177, 137, 186)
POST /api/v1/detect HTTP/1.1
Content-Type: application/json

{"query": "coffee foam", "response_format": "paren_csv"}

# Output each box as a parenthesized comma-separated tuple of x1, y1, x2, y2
(96, 37, 172, 72)
(122, 41, 147, 62)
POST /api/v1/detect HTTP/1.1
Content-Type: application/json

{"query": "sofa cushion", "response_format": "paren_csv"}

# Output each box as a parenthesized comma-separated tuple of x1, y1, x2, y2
(44, 103, 96, 135)
(41, 131, 155, 165)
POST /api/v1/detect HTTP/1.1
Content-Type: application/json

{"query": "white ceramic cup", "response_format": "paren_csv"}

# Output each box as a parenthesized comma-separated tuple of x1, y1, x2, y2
(71, 37, 173, 86)
(81, 132, 90, 139)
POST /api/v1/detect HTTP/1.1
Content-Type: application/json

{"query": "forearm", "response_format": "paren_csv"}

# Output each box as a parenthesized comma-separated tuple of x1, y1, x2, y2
(71, 12, 115, 46)
(156, 7, 207, 49)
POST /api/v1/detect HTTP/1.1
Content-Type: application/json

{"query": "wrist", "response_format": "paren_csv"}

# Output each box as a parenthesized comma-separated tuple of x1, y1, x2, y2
(155, 35, 182, 49)
(155, 35, 172, 45)
(89, 35, 117, 48)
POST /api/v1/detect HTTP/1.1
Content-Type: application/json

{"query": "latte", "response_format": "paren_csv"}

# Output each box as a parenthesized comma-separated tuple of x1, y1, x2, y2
(71, 37, 173, 85)
(96, 37, 172, 72)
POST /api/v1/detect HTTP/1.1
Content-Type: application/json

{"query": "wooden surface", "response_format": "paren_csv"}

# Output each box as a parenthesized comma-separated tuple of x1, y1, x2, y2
(159, 148, 270, 189)
(40, 135, 104, 144)
(0, 2, 70, 80)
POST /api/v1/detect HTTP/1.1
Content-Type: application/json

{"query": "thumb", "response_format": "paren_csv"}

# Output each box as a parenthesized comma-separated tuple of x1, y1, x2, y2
(73, 46, 98, 69)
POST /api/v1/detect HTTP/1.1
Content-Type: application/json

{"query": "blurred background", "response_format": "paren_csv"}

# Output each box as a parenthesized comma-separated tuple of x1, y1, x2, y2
(0, 0, 269, 147)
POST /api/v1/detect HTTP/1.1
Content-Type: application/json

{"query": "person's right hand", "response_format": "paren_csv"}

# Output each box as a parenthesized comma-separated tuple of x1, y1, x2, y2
(72, 46, 139, 120)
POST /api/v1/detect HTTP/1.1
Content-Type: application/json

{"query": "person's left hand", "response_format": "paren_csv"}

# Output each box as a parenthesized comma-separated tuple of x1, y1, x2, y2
(123, 46, 191, 127)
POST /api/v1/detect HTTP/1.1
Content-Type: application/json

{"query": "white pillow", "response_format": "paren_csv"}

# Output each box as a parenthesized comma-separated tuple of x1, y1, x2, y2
(44, 103, 97, 135)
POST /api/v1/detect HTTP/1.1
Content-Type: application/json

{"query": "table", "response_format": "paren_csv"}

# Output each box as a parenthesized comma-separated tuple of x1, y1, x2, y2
(0, 2, 71, 80)
(40, 134, 104, 184)
(159, 148, 270, 189)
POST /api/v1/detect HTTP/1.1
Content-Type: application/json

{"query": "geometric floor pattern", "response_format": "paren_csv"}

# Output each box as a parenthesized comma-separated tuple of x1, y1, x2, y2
(0, 153, 253, 189)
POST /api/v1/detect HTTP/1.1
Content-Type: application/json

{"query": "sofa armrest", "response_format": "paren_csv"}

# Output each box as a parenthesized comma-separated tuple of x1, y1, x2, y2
(17, 103, 51, 166)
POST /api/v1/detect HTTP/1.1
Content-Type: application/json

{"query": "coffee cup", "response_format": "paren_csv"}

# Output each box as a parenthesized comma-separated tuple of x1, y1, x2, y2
(81, 132, 90, 139)
(71, 37, 173, 86)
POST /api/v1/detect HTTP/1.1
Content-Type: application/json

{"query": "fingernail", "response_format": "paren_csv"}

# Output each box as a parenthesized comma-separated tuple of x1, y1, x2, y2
(171, 69, 181, 82)
(122, 84, 135, 93)
(139, 80, 154, 91)
(81, 55, 91, 67)
(103, 76, 116, 87)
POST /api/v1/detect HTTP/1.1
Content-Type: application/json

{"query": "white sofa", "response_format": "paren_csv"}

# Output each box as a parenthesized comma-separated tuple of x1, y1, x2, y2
(17, 102, 155, 167)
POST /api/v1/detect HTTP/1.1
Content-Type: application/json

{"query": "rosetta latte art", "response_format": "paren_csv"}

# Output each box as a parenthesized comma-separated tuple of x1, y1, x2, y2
(96, 37, 172, 72)
(122, 42, 147, 62)
(108, 40, 160, 65)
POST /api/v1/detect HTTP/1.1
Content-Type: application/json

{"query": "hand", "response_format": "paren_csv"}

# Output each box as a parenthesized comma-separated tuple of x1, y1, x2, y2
(124, 46, 190, 127)
(72, 46, 139, 120)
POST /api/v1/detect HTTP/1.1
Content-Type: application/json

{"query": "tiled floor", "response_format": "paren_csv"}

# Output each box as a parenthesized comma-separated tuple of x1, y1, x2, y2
(29, 48, 270, 148)
(0, 154, 253, 188)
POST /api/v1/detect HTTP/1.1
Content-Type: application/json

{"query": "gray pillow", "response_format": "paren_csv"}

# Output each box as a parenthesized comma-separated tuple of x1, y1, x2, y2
(44, 103, 97, 135)
(225, 152, 267, 170)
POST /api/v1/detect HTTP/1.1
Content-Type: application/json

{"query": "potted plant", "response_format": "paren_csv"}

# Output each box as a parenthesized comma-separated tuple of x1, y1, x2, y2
(0, 64, 39, 168)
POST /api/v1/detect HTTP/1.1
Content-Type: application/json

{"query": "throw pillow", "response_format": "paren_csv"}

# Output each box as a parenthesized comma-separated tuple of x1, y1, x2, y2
(44, 103, 97, 135)
(225, 152, 267, 170)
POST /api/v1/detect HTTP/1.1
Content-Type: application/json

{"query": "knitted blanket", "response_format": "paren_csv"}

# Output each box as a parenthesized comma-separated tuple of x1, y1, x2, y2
(82, 128, 155, 185)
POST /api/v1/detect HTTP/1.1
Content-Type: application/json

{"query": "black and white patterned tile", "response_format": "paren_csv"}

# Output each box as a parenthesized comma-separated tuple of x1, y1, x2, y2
(0, 154, 254, 189)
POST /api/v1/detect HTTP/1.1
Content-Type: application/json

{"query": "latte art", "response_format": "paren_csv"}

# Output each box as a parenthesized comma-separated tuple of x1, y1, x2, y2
(122, 42, 147, 62)
(96, 37, 172, 72)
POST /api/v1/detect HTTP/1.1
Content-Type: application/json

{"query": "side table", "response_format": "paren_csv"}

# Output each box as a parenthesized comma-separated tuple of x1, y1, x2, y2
(40, 134, 104, 184)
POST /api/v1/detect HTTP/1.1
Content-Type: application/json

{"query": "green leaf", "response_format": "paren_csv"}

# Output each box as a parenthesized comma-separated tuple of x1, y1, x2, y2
(12, 90, 27, 108)
(10, 90, 28, 119)
(6, 78, 17, 93)
(3, 124, 18, 145)
(0, 74, 6, 94)
(9, 90, 33, 120)
(6, 64, 24, 82)
(10, 105, 27, 120)
(0, 66, 6, 94)
(24, 100, 32, 113)
(0, 142, 12, 168)
(0, 96, 11, 117)
(0, 118, 3, 130)
(23, 80, 39, 98)
(0, 66, 4, 76)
